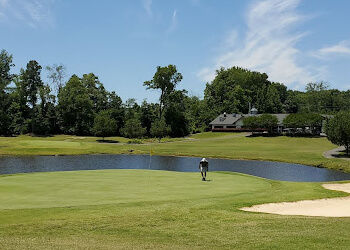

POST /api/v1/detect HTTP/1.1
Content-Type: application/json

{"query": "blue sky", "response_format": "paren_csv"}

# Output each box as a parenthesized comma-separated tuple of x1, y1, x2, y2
(1, 0, 350, 104)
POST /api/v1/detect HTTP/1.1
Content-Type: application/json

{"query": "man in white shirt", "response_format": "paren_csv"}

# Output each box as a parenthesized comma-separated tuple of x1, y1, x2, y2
(199, 158, 209, 181)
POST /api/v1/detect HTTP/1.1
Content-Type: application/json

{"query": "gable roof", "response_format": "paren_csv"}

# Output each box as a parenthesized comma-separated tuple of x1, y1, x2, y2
(209, 114, 244, 125)
(210, 113, 289, 126)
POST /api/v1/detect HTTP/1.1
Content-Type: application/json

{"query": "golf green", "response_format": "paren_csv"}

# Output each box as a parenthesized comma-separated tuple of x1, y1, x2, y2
(0, 170, 269, 209)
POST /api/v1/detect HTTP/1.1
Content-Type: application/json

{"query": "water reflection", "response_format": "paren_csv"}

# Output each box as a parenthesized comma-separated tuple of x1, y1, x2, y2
(0, 154, 350, 182)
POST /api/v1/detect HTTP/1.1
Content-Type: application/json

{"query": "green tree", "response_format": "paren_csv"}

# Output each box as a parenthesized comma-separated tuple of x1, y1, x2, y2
(140, 100, 157, 136)
(150, 118, 171, 142)
(259, 114, 278, 134)
(243, 116, 260, 135)
(32, 84, 57, 135)
(57, 75, 94, 135)
(256, 84, 282, 113)
(164, 90, 189, 137)
(304, 81, 329, 113)
(21, 60, 44, 133)
(120, 118, 146, 139)
(107, 91, 125, 135)
(283, 113, 322, 135)
(326, 111, 350, 155)
(144, 64, 183, 119)
(0, 50, 14, 135)
(203, 66, 276, 121)
(93, 110, 117, 140)
(82, 73, 108, 113)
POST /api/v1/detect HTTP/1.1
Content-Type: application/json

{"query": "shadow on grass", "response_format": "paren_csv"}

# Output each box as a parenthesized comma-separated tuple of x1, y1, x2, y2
(96, 139, 120, 144)
(331, 150, 350, 159)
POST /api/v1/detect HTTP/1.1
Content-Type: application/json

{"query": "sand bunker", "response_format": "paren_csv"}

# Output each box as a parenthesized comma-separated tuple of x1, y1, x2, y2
(241, 183, 350, 217)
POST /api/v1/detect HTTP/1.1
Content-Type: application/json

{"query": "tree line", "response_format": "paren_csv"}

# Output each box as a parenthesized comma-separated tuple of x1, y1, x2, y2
(1, 49, 350, 139)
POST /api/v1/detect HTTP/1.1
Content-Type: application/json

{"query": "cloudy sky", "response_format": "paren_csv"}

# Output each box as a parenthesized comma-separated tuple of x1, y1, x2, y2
(1, 0, 349, 103)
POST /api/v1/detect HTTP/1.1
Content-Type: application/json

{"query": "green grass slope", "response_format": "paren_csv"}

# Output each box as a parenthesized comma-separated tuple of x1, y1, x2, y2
(0, 170, 350, 249)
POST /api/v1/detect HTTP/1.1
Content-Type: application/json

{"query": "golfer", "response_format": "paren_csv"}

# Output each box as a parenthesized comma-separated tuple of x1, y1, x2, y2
(199, 158, 209, 181)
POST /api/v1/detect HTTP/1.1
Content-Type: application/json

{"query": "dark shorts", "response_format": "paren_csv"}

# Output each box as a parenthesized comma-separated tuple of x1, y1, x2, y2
(200, 166, 208, 172)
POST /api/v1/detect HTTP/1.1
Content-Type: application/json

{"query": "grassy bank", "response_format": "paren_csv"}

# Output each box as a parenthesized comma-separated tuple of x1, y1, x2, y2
(0, 169, 350, 249)
(0, 133, 349, 172)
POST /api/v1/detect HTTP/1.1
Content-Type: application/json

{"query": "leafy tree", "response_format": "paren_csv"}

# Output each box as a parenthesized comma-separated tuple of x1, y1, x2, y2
(82, 73, 108, 112)
(284, 90, 302, 113)
(140, 100, 157, 136)
(107, 91, 125, 135)
(256, 84, 282, 113)
(32, 84, 57, 135)
(164, 90, 189, 137)
(0, 50, 14, 135)
(184, 95, 204, 133)
(259, 114, 278, 134)
(7, 74, 30, 134)
(243, 116, 260, 135)
(124, 98, 140, 121)
(283, 113, 322, 135)
(326, 111, 350, 155)
(144, 64, 183, 119)
(304, 81, 329, 113)
(93, 110, 117, 140)
(120, 118, 146, 139)
(150, 118, 171, 142)
(203, 66, 280, 122)
(57, 75, 94, 135)
(21, 60, 44, 133)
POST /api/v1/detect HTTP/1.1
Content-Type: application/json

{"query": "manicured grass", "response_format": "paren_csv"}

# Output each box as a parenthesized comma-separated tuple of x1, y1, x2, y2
(0, 169, 349, 249)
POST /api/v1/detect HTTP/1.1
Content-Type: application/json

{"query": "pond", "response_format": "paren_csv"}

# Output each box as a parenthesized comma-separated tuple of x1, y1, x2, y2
(1, 154, 350, 182)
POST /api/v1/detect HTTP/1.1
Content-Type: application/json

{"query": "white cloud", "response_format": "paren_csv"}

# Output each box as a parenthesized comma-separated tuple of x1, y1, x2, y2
(318, 41, 350, 56)
(197, 0, 318, 88)
(142, 0, 153, 18)
(166, 9, 178, 34)
(0, 0, 55, 28)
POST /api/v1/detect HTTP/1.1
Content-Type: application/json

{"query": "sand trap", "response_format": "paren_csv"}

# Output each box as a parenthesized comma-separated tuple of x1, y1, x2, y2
(241, 183, 350, 217)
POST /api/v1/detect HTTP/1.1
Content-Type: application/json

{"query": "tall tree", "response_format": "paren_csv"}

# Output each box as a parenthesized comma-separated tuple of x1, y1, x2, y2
(8, 74, 31, 134)
(144, 64, 183, 119)
(107, 91, 125, 135)
(57, 75, 94, 135)
(22, 60, 43, 133)
(164, 90, 189, 137)
(0, 50, 14, 135)
(82, 73, 108, 113)
(140, 100, 157, 136)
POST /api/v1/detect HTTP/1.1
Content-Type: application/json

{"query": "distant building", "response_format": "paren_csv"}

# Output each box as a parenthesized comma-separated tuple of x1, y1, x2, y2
(209, 109, 288, 133)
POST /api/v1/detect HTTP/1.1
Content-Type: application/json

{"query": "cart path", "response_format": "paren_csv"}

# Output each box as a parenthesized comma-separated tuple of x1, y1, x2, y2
(323, 146, 350, 160)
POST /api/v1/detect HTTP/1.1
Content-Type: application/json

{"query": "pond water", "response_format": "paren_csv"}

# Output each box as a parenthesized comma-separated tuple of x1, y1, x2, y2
(1, 154, 350, 182)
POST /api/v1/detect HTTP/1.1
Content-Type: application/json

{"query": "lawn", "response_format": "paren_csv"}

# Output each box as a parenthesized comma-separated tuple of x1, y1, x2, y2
(0, 169, 350, 249)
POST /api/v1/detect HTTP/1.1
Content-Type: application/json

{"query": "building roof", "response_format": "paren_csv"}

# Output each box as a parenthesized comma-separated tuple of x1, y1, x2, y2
(210, 113, 289, 126)
(209, 113, 244, 125)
